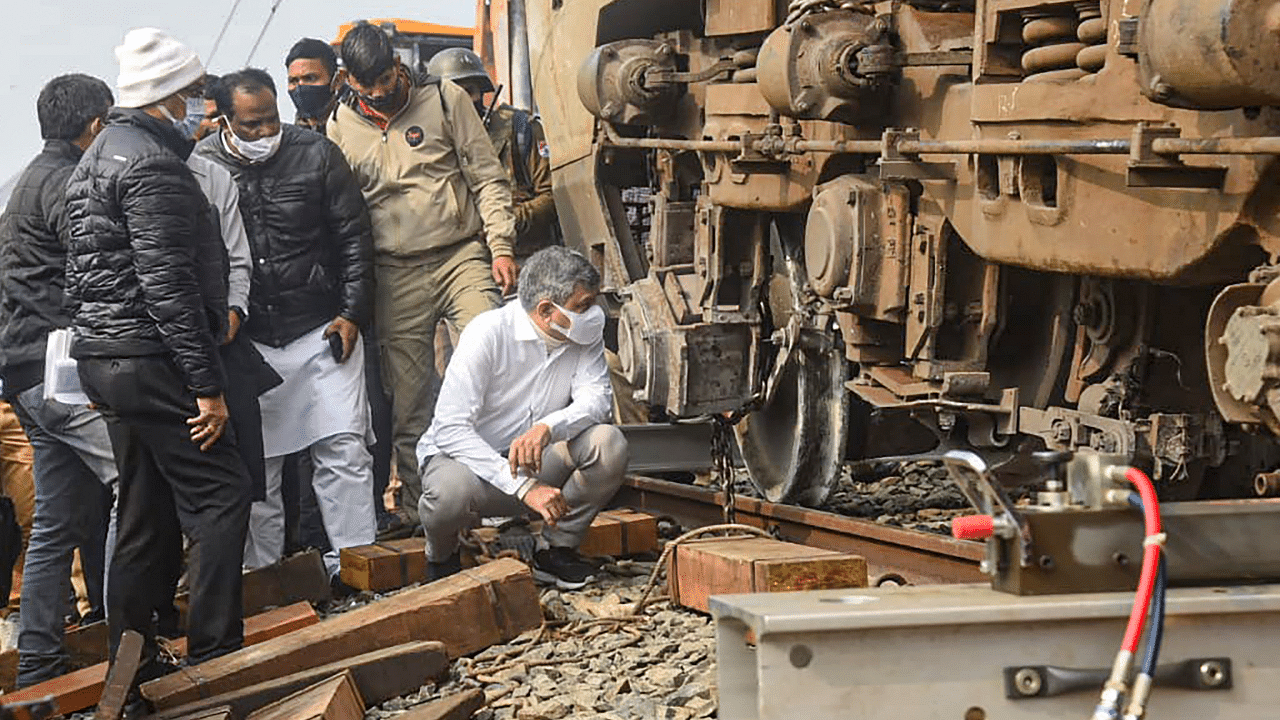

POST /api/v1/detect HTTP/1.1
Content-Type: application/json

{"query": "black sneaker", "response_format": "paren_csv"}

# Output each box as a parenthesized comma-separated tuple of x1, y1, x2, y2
(427, 552, 462, 583)
(532, 547, 596, 590)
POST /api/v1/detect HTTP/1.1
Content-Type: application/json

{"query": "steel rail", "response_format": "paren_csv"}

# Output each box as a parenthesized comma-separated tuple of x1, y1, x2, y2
(611, 475, 985, 586)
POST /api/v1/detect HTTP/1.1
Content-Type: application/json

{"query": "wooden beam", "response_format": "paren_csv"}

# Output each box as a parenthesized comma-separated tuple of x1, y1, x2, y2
(394, 690, 484, 720)
(176, 551, 331, 625)
(94, 630, 143, 720)
(577, 514, 623, 558)
(168, 603, 318, 658)
(66, 621, 111, 669)
(0, 647, 16, 693)
(669, 536, 868, 613)
(0, 621, 111, 692)
(164, 706, 234, 720)
(143, 559, 541, 710)
(608, 510, 660, 555)
(2, 603, 321, 717)
(339, 539, 426, 592)
(149, 643, 448, 720)
(244, 671, 363, 720)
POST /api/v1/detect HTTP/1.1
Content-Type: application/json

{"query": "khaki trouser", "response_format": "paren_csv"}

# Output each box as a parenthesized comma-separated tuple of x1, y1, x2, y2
(0, 401, 35, 614)
(375, 240, 501, 524)
(418, 424, 629, 561)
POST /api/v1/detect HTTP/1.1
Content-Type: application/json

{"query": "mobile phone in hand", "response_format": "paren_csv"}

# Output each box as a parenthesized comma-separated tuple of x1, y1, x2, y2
(327, 332, 344, 362)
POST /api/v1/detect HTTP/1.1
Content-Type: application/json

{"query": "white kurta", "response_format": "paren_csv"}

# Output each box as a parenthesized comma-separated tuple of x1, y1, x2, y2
(254, 324, 372, 458)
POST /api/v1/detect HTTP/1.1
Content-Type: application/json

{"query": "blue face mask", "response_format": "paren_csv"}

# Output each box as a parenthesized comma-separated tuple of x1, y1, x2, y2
(172, 97, 206, 140)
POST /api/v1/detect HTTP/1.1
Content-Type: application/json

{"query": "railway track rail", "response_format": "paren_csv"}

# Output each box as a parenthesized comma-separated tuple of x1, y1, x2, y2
(610, 476, 985, 587)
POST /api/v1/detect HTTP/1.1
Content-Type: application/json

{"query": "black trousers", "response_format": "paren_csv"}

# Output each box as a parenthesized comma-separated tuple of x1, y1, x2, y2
(79, 355, 250, 668)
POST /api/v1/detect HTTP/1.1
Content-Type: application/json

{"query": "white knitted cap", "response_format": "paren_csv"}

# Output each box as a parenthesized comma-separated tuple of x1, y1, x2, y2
(115, 28, 205, 108)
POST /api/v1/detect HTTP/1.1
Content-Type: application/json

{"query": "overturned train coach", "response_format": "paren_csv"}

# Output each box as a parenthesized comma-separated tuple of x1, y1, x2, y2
(527, 0, 1280, 505)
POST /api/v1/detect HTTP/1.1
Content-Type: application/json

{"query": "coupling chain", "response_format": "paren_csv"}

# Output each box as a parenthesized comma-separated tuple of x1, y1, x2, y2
(711, 417, 739, 524)
(785, 0, 869, 23)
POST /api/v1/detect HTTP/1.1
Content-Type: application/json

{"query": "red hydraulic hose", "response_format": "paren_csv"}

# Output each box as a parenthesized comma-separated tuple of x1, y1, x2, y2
(1120, 467, 1162, 654)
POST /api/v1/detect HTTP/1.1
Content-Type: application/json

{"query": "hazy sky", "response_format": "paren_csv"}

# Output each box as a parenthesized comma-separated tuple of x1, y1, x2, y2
(0, 0, 473, 180)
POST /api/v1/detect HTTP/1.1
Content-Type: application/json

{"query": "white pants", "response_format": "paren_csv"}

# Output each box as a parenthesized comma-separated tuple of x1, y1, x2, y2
(243, 432, 376, 577)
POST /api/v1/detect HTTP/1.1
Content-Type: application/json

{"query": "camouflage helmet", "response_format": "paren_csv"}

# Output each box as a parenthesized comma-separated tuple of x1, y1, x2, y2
(427, 48, 495, 94)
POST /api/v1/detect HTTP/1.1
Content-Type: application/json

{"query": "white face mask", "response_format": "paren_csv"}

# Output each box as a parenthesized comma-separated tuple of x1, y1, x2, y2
(551, 303, 605, 346)
(225, 123, 282, 163)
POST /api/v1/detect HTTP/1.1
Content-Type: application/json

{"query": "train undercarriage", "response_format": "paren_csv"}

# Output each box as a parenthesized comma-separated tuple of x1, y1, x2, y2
(527, 0, 1280, 507)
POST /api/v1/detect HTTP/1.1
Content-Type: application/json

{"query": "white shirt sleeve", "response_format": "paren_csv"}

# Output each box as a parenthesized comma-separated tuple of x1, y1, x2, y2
(211, 166, 252, 315)
(535, 339, 614, 444)
(430, 321, 524, 495)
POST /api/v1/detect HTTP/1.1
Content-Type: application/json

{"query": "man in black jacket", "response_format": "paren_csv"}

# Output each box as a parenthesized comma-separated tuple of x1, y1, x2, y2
(64, 28, 250, 674)
(0, 74, 117, 687)
(197, 68, 376, 582)
(0, 73, 119, 681)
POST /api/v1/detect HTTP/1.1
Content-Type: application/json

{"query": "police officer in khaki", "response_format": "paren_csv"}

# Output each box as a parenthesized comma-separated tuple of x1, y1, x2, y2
(327, 23, 517, 524)
(427, 48, 557, 263)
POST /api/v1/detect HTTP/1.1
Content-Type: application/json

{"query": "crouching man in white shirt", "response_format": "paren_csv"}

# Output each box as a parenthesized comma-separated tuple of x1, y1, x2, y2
(415, 246, 628, 589)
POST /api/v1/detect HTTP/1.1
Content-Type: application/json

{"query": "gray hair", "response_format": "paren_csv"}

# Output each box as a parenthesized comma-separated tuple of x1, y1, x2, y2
(517, 246, 602, 311)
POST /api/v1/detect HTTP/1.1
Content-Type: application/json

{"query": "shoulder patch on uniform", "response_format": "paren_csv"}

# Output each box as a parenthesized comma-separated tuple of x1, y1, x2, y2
(405, 126, 425, 147)
(538, 140, 550, 158)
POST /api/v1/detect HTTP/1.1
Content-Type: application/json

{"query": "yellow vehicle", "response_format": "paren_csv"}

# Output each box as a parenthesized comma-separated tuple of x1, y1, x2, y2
(333, 19, 473, 72)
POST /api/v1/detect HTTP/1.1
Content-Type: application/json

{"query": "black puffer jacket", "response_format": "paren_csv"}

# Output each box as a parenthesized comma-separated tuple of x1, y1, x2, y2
(64, 108, 226, 397)
(196, 124, 372, 348)
(0, 140, 83, 398)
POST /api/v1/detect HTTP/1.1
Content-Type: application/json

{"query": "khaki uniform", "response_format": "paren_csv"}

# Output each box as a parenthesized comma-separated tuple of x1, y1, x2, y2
(0, 401, 33, 613)
(484, 105, 557, 261)
(328, 77, 517, 522)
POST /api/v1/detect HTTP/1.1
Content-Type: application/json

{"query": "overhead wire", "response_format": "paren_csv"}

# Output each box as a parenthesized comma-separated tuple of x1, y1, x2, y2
(205, 0, 244, 67)
(245, 0, 288, 65)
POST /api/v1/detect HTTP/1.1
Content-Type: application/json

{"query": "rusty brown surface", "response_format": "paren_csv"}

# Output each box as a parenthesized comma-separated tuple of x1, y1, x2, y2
(613, 476, 984, 587)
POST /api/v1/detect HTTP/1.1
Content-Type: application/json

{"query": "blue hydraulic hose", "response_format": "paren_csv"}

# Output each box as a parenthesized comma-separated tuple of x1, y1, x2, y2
(1127, 493, 1167, 676)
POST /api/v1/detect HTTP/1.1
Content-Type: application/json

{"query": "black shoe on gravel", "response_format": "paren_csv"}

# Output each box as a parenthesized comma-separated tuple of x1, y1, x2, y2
(427, 552, 462, 583)
(532, 547, 596, 590)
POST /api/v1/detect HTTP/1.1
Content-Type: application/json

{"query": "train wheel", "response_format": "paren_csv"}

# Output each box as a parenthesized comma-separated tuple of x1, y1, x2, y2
(734, 221, 850, 506)
(734, 341, 850, 505)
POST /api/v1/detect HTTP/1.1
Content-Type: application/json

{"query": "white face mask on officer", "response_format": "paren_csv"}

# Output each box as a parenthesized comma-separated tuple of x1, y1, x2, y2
(551, 303, 605, 346)
(224, 120, 282, 163)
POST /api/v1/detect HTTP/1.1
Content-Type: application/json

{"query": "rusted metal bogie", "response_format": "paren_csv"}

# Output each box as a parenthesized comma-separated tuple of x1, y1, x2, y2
(578, 39, 682, 125)
(1137, 0, 1280, 109)
(528, 0, 1280, 502)
(756, 10, 892, 124)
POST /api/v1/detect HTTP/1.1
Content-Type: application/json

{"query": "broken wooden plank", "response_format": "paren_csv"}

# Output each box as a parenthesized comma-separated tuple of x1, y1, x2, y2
(245, 671, 363, 720)
(3, 603, 322, 716)
(176, 551, 331, 626)
(394, 689, 484, 720)
(149, 642, 448, 720)
(339, 538, 426, 592)
(669, 536, 868, 613)
(93, 629, 142, 720)
(0, 620, 111, 693)
(5, 662, 106, 719)
(164, 706, 234, 720)
(143, 559, 541, 710)
(167, 603, 318, 658)
(66, 621, 111, 669)
(0, 647, 16, 692)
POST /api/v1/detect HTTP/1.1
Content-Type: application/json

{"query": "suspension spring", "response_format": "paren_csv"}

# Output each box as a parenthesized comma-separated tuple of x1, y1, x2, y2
(1021, 10, 1086, 83)
(1075, 1, 1107, 73)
